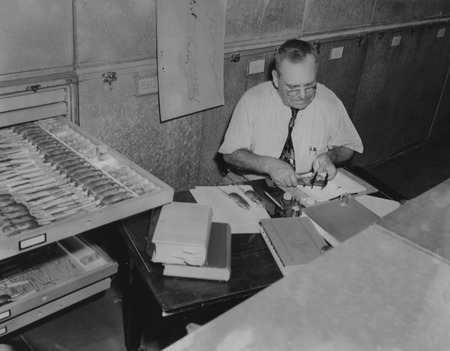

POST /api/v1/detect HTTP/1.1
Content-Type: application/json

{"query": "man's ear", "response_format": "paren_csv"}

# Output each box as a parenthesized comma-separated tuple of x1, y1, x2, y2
(272, 70, 279, 88)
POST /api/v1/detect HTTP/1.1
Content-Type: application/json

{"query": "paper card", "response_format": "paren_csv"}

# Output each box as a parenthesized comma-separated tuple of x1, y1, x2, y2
(355, 195, 400, 217)
(190, 185, 270, 234)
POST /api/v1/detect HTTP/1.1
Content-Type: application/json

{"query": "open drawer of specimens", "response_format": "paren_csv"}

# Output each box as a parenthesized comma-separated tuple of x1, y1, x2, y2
(0, 116, 174, 259)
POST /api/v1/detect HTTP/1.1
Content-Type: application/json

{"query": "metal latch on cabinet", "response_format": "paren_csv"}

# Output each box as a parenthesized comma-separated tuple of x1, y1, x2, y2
(26, 84, 41, 93)
(103, 72, 117, 90)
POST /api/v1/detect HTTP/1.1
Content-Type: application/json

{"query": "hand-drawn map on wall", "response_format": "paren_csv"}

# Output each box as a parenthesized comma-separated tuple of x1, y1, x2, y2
(157, 0, 226, 121)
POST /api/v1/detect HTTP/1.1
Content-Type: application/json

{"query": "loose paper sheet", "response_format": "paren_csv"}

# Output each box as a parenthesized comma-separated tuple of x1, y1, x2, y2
(190, 185, 270, 234)
(157, 0, 226, 121)
(355, 195, 400, 217)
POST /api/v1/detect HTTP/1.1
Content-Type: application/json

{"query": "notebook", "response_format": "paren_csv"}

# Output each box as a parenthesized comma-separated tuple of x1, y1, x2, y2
(163, 222, 231, 281)
(259, 217, 328, 276)
(151, 202, 213, 266)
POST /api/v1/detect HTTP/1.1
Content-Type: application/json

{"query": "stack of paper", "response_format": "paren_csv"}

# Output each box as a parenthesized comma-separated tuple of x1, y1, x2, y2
(190, 185, 270, 233)
(151, 202, 213, 266)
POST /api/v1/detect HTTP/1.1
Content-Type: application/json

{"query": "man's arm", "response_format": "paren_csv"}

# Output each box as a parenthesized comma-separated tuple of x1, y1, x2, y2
(223, 149, 298, 187)
(326, 146, 355, 166)
(313, 146, 355, 180)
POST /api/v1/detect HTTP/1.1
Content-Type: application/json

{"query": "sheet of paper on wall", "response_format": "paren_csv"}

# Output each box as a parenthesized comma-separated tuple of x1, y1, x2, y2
(157, 0, 226, 121)
(298, 170, 367, 202)
(190, 185, 270, 234)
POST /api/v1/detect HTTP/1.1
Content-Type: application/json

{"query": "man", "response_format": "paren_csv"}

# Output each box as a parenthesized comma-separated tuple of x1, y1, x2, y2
(219, 39, 363, 188)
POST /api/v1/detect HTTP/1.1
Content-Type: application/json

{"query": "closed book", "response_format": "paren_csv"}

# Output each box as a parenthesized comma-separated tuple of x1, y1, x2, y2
(163, 222, 231, 281)
(151, 202, 213, 266)
(259, 217, 328, 276)
(303, 196, 379, 247)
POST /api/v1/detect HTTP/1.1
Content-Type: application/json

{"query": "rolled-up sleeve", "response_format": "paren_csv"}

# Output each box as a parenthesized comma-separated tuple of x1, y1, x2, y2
(329, 100, 364, 154)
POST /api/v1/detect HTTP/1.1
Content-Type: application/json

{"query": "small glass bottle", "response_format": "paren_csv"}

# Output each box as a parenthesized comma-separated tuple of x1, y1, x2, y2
(282, 192, 302, 217)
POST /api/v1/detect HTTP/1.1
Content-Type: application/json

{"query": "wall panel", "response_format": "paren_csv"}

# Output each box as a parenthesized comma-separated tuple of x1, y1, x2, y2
(391, 25, 450, 149)
(372, 0, 450, 25)
(75, 0, 156, 66)
(351, 24, 450, 167)
(0, 0, 73, 77)
(225, 0, 306, 45)
(302, 0, 375, 35)
(351, 30, 415, 166)
(315, 37, 369, 118)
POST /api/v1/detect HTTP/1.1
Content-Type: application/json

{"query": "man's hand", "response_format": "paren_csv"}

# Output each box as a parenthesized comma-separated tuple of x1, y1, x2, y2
(312, 146, 355, 180)
(312, 153, 337, 180)
(266, 158, 298, 187)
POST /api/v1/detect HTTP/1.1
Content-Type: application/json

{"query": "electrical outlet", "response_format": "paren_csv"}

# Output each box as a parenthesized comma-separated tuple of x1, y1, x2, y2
(248, 59, 265, 75)
(391, 35, 402, 47)
(330, 47, 344, 60)
(137, 77, 158, 95)
(437, 28, 446, 38)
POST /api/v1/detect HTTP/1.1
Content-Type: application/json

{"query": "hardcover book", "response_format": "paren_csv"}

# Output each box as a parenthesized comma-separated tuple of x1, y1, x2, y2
(259, 217, 328, 276)
(303, 197, 380, 247)
(163, 222, 231, 281)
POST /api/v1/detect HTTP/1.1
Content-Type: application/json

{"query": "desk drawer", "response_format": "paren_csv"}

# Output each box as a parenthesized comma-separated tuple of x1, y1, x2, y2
(0, 234, 118, 336)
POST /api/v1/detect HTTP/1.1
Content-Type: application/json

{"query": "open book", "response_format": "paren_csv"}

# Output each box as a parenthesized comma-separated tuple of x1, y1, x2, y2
(259, 217, 328, 276)
(298, 170, 367, 202)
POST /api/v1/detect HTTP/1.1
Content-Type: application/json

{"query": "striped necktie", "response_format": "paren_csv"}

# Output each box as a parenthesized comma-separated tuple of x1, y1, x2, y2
(280, 108, 299, 169)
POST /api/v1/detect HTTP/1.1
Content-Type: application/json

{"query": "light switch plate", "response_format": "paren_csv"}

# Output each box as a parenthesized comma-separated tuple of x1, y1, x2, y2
(437, 28, 446, 38)
(136, 76, 158, 95)
(391, 35, 402, 47)
(248, 59, 265, 75)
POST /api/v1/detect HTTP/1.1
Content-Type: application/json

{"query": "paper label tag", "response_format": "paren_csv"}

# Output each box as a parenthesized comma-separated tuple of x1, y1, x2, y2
(0, 310, 11, 321)
(19, 233, 47, 250)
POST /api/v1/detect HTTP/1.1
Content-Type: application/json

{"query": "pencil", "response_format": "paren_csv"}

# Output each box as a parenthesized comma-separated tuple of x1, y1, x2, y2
(263, 191, 284, 210)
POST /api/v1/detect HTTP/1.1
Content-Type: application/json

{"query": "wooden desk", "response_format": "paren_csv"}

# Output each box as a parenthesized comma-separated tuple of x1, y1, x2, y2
(119, 188, 283, 350)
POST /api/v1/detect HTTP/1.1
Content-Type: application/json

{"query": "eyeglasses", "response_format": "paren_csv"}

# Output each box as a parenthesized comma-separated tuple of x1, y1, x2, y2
(283, 81, 317, 97)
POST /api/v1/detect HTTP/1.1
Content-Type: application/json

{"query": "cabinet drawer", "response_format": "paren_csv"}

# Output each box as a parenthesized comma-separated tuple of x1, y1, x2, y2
(0, 234, 117, 333)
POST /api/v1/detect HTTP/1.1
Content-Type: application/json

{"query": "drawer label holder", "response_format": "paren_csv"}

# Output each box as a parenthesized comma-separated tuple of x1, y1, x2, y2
(19, 233, 47, 250)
